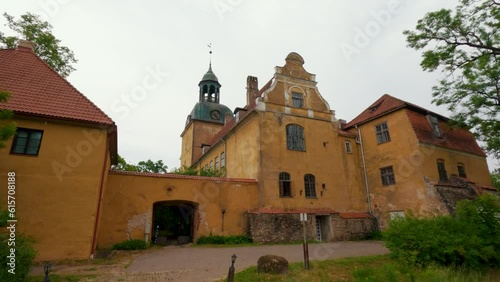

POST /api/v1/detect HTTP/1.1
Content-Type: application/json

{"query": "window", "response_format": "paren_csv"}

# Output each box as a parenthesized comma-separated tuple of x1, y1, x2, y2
(205, 164, 208, 170)
(375, 122, 390, 144)
(437, 159, 448, 182)
(390, 211, 405, 220)
(279, 172, 292, 197)
(428, 115, 441, 137)
(304, 174, 316, 198)
(457, 163, 466, 178)
(10, 128, 43, 156)
(380, 166, 396, 185)
(292, 92, 303, 108)
(209, 161, 213, 170)
(286, 124, 305, 151)
(220, 152, 225, 167)
(345, 140, 352, 153)
(215, 156, 219, 169)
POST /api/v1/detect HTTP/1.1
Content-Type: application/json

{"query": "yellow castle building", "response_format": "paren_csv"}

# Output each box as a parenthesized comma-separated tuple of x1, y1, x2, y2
(0, 41, 494, 261)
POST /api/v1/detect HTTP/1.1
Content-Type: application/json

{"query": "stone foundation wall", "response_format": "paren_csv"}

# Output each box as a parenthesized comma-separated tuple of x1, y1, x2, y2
(248, 213, 377, 242)
(247, 213, 315, 242)
(331, 214, 377, 240)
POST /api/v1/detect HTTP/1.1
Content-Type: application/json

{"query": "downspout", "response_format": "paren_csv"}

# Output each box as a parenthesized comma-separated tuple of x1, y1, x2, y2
(355, 125, 380, 230)
(90, 131, 110, 259)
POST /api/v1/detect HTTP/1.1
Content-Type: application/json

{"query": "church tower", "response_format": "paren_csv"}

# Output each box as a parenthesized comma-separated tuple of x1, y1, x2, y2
(180, 62, 233, 167)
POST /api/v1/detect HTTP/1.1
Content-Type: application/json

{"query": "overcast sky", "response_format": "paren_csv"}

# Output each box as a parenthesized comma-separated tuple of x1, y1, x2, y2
(3, 0, 498, 170)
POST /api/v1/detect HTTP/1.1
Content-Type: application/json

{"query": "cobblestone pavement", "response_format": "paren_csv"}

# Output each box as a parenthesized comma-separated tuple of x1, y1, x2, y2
(31, 241, 388, 282)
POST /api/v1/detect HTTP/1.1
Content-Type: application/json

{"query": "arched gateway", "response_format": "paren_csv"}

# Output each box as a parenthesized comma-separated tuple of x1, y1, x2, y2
(152, 201, 197, 245)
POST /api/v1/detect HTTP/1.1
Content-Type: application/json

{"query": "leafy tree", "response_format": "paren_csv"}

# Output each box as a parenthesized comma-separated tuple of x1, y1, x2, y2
(0, 90, 16, 148)
(113, 155, 168, 174)
(0, 12, 77, 78)
(491, 168, 500, 189)
(137, 159, 168, 174)
(404, 0, 500, 159)
(114, 155, 139, 172)
(170, 165, 199, 176)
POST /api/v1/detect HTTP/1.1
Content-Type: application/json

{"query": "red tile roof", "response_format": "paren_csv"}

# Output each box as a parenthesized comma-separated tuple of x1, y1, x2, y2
(345, 94, 425, 129)
(247, 208, 339, 214)
(339, 212, 374, 219)
(345, 94, 486, 157)
(108, 170, 258, 183)
(406, 109, 485, 157)
(0, 46, 114, 126)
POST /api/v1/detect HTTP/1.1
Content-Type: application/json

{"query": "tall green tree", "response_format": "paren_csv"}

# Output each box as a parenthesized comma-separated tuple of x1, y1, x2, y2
(0, 12, 77, 78)
(404, 0, 500, 159)
(0, 91, 16, 148)
(114, 155, 168, 174)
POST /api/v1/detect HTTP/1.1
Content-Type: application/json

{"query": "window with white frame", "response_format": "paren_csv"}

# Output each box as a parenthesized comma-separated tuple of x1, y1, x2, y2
(286, 124, 305, 151)
(291, 92, 304, 108)
(375, 122, 391, 144)
(220, 152, 225, 167)
(345, 140, 352, 153)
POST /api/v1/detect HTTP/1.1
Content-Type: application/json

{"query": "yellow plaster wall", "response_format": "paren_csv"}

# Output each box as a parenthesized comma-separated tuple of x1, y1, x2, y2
(419, 144, 491, 187)
(198, 114, 260, 179)
(0, 117, 108, 261)
(180, 123, 194, 167)
(355, 110, 450, 228)
(258, 110, 366, 211)
(97, 173, 258, 247)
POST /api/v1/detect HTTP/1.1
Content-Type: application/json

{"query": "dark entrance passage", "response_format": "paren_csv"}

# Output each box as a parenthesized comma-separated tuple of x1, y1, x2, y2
(152, 201, 195, 245)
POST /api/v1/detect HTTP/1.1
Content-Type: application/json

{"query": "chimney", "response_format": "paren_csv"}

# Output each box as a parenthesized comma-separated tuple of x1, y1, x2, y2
(17, 40, 35, 52)
(224, 112, 232, 125)
(338, 119, 347, 129)
(246, 76, 259, 106)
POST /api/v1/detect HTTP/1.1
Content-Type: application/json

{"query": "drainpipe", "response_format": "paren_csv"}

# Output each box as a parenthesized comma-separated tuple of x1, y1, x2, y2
(90, 131, 110, 259)
(355, 125, 380, 230)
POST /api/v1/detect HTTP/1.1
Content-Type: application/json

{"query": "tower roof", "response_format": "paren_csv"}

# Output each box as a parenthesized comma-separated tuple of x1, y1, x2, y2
(201, 63, 219, 82)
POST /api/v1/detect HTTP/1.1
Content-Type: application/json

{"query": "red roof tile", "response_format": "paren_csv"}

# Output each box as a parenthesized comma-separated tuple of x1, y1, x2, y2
(247, 208, 339, 214)
(339, 212, 374, 219)
(0, 47, 114, 125)
(108, 170, 258, 183)
(345, 94, 486, 157)
(405, 110, 485, 157)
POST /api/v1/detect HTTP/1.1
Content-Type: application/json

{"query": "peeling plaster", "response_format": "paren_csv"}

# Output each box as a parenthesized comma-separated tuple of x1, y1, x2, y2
(126, 207, 151, 240)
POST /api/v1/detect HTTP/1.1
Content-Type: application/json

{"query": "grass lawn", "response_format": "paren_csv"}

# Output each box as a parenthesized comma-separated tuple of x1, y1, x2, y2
(228, 255, 500, 282)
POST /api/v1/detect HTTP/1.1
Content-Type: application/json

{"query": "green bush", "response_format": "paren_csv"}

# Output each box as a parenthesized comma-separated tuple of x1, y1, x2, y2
(196, 235, 252, 245)
(0, 233, 37, 282)
(383, 195, 500, 269)
(112, 239, 148, 250)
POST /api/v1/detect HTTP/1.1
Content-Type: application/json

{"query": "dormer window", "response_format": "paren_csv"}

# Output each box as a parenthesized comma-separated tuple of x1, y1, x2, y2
(292, 92, 303, 108)
(428, 115, 441, 137)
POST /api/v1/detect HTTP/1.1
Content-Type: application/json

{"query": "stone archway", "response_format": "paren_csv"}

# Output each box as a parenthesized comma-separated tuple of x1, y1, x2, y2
(152, 201, 197, 245)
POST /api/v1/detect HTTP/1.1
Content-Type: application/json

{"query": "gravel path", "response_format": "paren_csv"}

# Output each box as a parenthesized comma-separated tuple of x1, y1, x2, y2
(126, 241, 388, 281)
(31, 241, 388, 281)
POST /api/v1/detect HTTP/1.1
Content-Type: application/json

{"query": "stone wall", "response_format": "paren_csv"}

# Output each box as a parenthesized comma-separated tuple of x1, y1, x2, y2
(331, 214, 377, 240)
(435, 177, 478, 214)
(247, 213, 377, 242)
(247, 213, 315, 242)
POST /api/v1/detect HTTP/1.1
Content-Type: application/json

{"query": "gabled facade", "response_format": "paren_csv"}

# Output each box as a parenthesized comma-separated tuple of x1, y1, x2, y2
(0, 41, 117, 261)
(344, 94, 493, 227)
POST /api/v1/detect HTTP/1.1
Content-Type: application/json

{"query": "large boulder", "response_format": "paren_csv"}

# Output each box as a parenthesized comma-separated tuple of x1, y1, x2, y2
(257, 255, 289, 274)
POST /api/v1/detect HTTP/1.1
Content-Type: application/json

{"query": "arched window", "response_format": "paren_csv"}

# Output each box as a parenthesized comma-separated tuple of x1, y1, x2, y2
(437, 159, 448, 182)
(279, 172, 291, 197)
(286, 124, 305, 151)
(457, 163, 466, 178)
(304, 174, 316, 198)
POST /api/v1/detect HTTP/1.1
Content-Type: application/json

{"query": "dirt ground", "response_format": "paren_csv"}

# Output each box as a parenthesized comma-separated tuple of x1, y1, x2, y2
(30, 241, 388, 282)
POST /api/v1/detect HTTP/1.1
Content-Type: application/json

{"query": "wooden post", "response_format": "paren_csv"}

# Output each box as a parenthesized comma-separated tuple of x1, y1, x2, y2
(301, 213, 310, 269)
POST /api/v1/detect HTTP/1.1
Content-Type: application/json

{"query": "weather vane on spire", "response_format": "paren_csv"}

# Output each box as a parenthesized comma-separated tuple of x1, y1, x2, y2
(207, 43, 212, 65)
